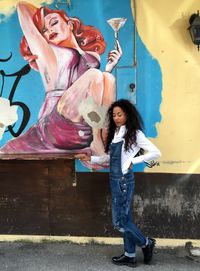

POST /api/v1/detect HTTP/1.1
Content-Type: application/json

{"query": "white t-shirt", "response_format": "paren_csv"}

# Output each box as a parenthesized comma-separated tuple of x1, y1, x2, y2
(91, 125, 161, 174)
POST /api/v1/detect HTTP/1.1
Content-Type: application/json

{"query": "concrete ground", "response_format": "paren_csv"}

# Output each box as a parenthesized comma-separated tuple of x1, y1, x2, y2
(0, 241, 200, 271)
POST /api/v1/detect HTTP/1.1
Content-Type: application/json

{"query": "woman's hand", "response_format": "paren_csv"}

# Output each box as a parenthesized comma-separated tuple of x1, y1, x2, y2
(74, 153, 91, 161)
(105, 39, 122, 73)
(145, 160, 160, 168)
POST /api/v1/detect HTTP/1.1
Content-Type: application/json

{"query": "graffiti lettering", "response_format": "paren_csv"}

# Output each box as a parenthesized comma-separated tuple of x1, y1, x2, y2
(0, 54, 31, 137)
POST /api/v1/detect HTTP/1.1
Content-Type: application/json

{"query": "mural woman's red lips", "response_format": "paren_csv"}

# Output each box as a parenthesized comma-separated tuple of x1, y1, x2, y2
(49, 33, 57, 40)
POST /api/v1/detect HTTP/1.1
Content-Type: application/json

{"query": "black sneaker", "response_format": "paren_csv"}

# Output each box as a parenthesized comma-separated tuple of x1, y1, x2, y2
(142, 238, 156, 264)
(112, 254, 137, 267)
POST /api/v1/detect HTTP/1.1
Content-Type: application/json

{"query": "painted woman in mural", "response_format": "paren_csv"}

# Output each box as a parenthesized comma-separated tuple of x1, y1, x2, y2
(0, 1, 122, 168)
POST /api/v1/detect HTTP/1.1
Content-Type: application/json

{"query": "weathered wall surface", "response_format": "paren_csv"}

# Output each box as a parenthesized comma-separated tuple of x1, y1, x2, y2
(0, 160, 199, 238)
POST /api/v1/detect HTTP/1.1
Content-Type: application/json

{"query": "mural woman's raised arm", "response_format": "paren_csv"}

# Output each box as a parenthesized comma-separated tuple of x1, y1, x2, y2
(17, 1, 57, 89)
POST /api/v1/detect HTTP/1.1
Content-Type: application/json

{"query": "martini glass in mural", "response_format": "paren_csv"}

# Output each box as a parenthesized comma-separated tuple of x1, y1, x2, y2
(107, 17, 127, 51)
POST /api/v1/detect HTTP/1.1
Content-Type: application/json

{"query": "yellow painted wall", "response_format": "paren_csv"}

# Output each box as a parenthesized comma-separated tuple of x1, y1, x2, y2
(0, 0, 53, 18)
(132, 0, 200, 174)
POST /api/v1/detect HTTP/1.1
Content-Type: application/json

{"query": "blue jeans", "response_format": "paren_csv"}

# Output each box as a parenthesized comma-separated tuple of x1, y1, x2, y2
(109, 141, 146, 256)
(110, 172, 147, 255)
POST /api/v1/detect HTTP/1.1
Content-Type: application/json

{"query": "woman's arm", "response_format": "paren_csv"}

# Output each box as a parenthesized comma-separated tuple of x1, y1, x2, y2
(131, 130, 161, 165)
(17, 1, 57, 88)
(105, 40, 122, 73)
(75, 153, 110, 164)
(91, 154, 110, 164)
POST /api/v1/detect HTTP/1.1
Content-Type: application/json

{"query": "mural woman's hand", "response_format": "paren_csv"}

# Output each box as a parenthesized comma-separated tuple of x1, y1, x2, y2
(105, 40, 122, 73)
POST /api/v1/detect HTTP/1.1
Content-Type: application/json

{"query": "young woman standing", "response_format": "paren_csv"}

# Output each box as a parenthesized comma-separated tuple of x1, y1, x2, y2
(76, 99, 161, 267)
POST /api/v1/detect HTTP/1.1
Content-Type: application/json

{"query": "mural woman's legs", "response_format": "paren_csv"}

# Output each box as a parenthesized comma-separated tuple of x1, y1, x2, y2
(57, 68, 116, 156)
(90, 71, 116, 154)
(57, 69, 104, 121)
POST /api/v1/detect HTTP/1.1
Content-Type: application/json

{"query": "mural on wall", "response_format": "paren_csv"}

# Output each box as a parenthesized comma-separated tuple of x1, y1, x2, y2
(0, 0, 123, 171)
(0, 0, 162, 172)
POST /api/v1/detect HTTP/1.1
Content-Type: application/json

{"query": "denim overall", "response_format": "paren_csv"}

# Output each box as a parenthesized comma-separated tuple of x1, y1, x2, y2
(109, 140, 147, 256)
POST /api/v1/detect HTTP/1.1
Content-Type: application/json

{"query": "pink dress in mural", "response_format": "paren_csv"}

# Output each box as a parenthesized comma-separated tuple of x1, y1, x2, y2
(2, 47, 99, 153)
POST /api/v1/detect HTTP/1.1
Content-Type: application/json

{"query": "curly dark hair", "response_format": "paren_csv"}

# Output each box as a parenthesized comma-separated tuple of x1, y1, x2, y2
(105, 99, 144, 153)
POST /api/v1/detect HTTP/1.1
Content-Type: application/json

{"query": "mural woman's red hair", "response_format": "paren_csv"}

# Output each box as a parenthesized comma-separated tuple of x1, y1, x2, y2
(20, 6, 106, 71)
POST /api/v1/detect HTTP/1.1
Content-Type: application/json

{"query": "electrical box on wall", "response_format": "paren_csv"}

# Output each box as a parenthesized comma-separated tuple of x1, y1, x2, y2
(115, 66, 137, 104)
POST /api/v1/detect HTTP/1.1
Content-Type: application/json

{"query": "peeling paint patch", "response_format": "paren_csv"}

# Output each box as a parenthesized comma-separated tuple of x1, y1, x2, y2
(134, 186, 200, 219)
(78, 97, 107, 128)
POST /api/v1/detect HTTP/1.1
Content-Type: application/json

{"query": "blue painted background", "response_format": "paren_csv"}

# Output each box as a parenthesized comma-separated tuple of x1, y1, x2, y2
(0, 0, 162, 172)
